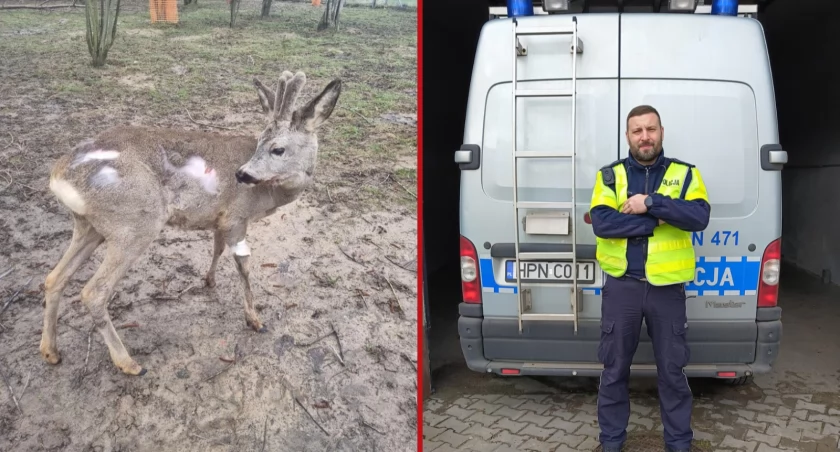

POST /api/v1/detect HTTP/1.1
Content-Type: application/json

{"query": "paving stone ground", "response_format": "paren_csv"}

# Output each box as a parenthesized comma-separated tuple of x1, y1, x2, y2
(423, 376, 840, 452)
(423, 268, 840, 452)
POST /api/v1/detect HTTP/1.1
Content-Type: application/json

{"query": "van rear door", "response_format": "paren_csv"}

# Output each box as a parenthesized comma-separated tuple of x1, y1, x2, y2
(619, 13, 780, 365)
(466, 13, 620, 362)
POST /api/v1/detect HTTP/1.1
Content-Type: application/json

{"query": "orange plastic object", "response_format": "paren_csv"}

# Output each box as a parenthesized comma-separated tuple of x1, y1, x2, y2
(312, 0, 321, 5)
(150, 0, 179, 23)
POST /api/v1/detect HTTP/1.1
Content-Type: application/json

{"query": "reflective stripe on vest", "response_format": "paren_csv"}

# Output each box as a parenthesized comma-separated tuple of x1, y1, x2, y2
(591, 161, 705, 286)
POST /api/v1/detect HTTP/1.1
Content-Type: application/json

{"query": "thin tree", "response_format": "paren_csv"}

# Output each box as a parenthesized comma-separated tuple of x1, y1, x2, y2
(260, 0, 272, 17)
(85, 0, 122, 67)
(230, 0, 241, 27)
(317, 0, 345, 31)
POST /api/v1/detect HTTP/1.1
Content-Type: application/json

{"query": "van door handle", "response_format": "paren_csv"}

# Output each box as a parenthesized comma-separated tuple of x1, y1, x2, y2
(760, 144, 786, 171)
(454, 150, 471, 163)
(456, 144, 481, 171)
(769, 150, 788, 164)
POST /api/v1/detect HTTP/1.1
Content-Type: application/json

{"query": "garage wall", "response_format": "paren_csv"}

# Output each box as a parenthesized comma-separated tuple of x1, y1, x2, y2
(760, 0, 840, 284)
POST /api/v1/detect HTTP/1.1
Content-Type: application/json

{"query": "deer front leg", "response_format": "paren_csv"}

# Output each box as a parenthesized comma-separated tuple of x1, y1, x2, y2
(40, 215, 104, 365)
(228, 235, 266, 333)
(81, 238, 155, 376)
(205, 230, 225, 288)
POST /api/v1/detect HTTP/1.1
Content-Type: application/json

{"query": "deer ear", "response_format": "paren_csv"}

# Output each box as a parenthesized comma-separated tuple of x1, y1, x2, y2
(292, 78, 342, 132)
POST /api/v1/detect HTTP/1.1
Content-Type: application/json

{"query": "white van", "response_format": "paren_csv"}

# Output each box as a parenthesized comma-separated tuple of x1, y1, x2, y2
(454, 3, 787, 385)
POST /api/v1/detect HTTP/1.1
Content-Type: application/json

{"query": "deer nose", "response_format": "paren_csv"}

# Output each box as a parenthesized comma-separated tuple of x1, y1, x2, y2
(235, 169, 257, 185)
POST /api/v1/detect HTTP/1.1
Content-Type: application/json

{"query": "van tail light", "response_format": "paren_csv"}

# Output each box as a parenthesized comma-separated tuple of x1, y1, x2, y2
(460, 235, 482, 304)
(757, 238, 781, 308)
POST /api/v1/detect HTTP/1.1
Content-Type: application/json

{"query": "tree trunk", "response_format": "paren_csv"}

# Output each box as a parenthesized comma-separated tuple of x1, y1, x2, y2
(85, 0, 121, 67)
(260, 0, 272, 17)
(229, 0, 241, 27)
(317, 0, 345, 31)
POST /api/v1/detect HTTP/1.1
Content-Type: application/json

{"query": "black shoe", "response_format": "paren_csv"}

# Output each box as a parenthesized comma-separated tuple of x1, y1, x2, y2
(601, 446, 622, 452)
(665, 448, 689, 452)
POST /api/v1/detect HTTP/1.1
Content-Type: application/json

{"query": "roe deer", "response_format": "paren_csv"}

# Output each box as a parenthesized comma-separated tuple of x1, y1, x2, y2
(41, 70, 342, 376)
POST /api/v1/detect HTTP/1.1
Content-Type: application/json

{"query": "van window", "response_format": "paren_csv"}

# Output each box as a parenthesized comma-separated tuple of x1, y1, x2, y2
(620, 79, 759, 219)
(481, 79, 619, 204)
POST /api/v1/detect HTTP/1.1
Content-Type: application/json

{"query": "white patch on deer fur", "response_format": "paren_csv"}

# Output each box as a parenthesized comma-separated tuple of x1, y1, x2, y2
(232, 240, 251, 257)
(171, 156, 219, 194)
(49, 178, 87, 215)
(71, 149, 120, 168)
(90, 166, 120, 188)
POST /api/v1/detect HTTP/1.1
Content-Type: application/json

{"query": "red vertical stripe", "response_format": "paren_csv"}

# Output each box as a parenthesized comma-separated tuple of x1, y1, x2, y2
(416, 0, 424, 450)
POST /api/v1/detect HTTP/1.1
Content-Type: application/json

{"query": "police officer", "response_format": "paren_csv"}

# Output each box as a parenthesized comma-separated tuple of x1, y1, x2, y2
(589, 105, 711, 452)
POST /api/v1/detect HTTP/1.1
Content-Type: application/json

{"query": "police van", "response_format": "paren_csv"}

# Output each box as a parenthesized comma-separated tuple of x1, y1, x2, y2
(454, 0, 787, 385)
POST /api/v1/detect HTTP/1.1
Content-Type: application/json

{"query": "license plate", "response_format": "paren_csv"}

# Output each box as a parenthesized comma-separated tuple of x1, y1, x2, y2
(504, 260, 597, 284)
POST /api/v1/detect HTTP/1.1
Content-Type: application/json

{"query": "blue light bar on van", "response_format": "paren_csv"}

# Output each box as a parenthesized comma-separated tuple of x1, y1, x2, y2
(506, 0, 534, 17)
(711, 0, 739, 16)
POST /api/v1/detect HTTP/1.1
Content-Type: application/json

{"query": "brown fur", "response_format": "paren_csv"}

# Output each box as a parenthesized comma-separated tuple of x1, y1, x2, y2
(40, 71, 342, 376)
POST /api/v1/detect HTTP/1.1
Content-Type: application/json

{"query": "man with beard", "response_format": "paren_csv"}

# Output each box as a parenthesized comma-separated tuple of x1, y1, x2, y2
(589, 105, 711, 452)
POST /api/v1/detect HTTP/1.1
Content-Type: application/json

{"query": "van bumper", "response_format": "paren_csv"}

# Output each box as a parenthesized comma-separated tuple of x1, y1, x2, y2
(458, 303, 782, 379)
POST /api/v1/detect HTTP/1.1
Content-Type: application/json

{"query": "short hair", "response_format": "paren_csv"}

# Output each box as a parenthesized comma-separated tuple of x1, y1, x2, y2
(626, 105, 662, 129)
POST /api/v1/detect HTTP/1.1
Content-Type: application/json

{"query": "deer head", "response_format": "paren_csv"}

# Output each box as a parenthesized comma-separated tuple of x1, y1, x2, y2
(235, 71, 342, 189)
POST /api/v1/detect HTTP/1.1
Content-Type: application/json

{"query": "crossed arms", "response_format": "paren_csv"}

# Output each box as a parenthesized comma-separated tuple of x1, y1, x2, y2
(590, 167, 711, 239)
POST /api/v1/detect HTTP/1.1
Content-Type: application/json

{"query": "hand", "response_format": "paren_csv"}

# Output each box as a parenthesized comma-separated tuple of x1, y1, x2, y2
(621, 194, 648, 215)
(658, 219, 666, 225)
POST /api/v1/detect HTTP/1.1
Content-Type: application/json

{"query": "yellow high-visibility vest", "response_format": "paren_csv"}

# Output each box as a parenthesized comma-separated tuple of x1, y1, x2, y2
(589, 159, 709, 286)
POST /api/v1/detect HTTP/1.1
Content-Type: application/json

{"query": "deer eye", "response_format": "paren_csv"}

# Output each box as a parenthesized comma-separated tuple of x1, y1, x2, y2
(271, 147, 286, 156)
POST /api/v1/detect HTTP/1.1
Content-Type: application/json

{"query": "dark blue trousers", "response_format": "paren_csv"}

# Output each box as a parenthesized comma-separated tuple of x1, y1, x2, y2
(597, 275, 694, 450)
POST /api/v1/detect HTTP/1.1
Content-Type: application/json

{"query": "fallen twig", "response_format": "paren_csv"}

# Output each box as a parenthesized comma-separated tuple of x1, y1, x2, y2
(329, 322, 344, 364)
(383, 255, 415, 273)
(0, 363, 22, 415)
(18, 372, 30, 403)
(1, 276, 33, 318)
(189, 432, 209, 442)
(390, 176, 416, 199)
(294, 396, 329, 435)
(360, 419, 384, 435)
(356, 289, 368, 308)
(297, 330, 334, 347)
(338, 246, 364, 267)
(339, 106, 373, 125)
(329, 344, 344, 367)
(0, 267, 13, 281)
(385, 277, 405, 317)
(260, 417, 268, 452)
(0, 3, 77, 9)
(84, 329, 93, 371)
(153, 285, 195, 301)
(116, 321, 140, 329)
(202, 364, 233, 383)
(361, 237, 381, 249)
(400, 352, 417, 371)
(185, 109, 237, 131)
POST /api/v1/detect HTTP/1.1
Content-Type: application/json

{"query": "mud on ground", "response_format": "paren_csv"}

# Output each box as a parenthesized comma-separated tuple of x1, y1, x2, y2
(0, 2, 417, 451)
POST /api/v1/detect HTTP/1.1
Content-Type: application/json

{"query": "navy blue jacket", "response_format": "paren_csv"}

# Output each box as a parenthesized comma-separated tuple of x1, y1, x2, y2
(590, 150, 711, 280)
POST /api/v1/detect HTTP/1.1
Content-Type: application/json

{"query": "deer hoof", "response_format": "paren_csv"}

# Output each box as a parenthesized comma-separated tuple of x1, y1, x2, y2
(119, 361, 147, 376)
(204, 276, 216, 288)
(247, 320, 266, 333)
(40, 349, 61, 365)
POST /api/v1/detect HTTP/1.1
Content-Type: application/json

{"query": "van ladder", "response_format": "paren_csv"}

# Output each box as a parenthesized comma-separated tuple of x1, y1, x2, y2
(510, 16, 583, 334)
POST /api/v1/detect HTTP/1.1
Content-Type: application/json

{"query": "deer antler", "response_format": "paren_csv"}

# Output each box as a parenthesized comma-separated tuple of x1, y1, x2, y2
(276, 72, 306, 122)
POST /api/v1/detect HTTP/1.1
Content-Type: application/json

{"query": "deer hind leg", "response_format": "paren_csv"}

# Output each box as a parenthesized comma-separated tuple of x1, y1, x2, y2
(40, 214, 105, 365)
(226, 230, 265, 333)
(204, 230, 225, 288)
(81, 236, 157, 376)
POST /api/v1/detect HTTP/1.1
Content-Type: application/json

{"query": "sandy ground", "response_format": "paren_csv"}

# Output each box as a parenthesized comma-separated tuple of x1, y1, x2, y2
(0, 2, 418, 451)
